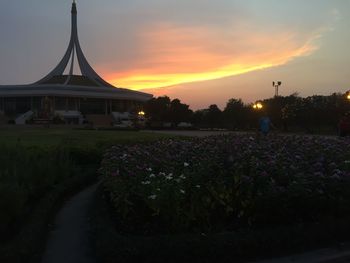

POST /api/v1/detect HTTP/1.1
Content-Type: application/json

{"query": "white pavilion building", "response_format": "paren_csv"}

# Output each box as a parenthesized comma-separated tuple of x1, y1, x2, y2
(0, 1, 152, 125)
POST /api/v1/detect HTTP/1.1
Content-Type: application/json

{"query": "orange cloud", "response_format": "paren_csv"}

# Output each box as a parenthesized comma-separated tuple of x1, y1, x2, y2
(103, 23, 321, 91)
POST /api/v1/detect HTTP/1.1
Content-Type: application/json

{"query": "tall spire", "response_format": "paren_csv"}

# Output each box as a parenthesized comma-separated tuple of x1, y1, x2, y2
(35, 1, 114, 87)
(72, 0, 77, 14)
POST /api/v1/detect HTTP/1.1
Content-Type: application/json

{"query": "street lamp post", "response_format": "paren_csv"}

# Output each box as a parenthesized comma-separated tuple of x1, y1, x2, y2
(273, 81, 282, 97)
(252, 101, 265, 140)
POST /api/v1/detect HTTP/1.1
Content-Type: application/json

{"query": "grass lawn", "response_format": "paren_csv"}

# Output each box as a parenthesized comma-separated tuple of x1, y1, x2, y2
(0, 127, 172, 148)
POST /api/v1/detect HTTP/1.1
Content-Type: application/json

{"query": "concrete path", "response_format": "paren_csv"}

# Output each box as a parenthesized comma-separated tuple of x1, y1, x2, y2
(143, 129, 242, 137)
(41, 183, 98, 263)
(144, 130, 339, 139)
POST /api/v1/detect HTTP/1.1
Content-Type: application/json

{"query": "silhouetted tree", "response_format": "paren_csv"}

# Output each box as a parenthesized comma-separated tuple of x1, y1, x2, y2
(145, 96, 193, 128)
(191, 110, 206, 128)
(205, 104, 223, 128)
(223, 98, 246, 129)
(168, 99, 193, 126)
(145, 92, 350, 133)
(144, 96, 171, 126)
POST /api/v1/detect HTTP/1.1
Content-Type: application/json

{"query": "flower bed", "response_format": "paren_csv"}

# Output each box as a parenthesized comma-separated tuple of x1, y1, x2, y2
(100, 135, 350, 235)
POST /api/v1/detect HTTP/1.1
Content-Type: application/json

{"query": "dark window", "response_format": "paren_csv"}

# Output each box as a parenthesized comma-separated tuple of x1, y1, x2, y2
(16, 97, 31, 114)
(80, 98, 106, 114)
(4, 98, 16, 115)
(55, 97, 67, 110)
(32, 97, 43, 112)
(112, 100, 123, 112)
(0, 98, 3, 112)
(68, 98, 77, 110)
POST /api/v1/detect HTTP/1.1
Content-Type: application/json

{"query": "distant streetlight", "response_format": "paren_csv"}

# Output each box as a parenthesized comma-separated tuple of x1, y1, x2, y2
(347, 93, 350, 101)
(253, 102, 263, 110)
(273, 81, 282, 97)
(138, 111, 145, 116)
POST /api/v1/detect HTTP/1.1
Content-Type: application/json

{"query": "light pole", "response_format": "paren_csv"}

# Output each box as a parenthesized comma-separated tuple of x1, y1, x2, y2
(273, 81, 282, 97)
(253, 101, 265, 138)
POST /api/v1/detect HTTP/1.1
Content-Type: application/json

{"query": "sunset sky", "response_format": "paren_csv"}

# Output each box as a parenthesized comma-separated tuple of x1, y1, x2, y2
(0, 0, 349, 109)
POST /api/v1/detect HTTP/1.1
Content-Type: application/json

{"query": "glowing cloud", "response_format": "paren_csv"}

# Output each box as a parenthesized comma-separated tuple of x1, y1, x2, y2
(103, 22, 322, 91)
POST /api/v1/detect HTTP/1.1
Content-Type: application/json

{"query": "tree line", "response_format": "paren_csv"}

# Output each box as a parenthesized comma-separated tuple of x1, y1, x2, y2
(144, 93, 350, 133)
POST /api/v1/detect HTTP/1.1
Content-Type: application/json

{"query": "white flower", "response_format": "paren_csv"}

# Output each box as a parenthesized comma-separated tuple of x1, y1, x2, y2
(180, 189, 186, 194)
(141, 181, 151, 185)
(148, 194, 157, 200)
(146, 167, 153, 172)
(149, 173, 156, 178)
(195, 185, 201, 188)
(156, 188, 161, 191)
(165, 173, 173, 180)
(180, 174, 186, 180)
(165, 175, 173, 180)
(184, 162, 189, 167)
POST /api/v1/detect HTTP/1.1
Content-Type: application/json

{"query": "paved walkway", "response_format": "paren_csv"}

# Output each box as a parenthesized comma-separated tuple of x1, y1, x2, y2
(41, 183, 98, 263)
(144, 130, 339, 139)
(143, 129, 246, 137)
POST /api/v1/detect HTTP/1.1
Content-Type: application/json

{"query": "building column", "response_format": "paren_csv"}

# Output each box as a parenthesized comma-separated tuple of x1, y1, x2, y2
(105, 100, 108, 115)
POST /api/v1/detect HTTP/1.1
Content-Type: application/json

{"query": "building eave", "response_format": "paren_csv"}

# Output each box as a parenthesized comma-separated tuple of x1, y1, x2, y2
(0, 84, 153, 102)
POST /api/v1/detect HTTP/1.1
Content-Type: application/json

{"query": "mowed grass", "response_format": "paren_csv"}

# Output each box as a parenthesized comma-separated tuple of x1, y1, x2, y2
(0, 127, 172, 148)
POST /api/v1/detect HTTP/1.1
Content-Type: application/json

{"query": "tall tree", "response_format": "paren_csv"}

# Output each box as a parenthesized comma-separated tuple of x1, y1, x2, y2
(205, 104, 223, 128)
(168, 99, 193, 126)
(144, 96, 171, 122)
(223, 98, 245, 129)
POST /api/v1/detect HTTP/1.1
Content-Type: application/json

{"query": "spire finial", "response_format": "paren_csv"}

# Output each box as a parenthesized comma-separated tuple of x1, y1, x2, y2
(71, 0, 77, 14)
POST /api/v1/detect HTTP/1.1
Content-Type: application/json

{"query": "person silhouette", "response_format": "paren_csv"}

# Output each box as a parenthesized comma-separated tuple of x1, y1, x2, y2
(338, 112, 350, 137)
(259, 115, 272, 136)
